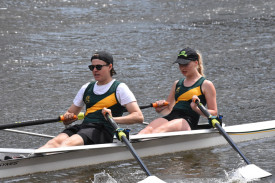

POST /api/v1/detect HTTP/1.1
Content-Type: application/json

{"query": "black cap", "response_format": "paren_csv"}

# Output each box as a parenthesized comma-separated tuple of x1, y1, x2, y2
(174, 47, 198, 65)
(91, 51, 114, 64)
(91, 51, 116, 75)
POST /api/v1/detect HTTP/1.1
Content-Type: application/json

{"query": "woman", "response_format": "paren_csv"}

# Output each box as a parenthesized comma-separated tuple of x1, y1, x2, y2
(138, 47, 217, 134)
(40, 51, 143, 149)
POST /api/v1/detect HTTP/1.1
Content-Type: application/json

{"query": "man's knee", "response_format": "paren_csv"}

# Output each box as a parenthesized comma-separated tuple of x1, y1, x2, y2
(45, 138, 61, 148)
(60, 135, 84, 147)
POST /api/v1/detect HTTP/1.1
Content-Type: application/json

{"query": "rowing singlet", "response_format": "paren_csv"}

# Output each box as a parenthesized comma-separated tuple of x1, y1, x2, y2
(173, 77, 206, 123)
(82, 81, 124, 134)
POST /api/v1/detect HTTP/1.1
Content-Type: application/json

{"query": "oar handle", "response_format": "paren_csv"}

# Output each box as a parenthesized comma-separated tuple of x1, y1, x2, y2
(151, 101, 169, 108)
(59, 112, 85, 121)
(139, 101, 169, 110)
(105, 114, 152, 176)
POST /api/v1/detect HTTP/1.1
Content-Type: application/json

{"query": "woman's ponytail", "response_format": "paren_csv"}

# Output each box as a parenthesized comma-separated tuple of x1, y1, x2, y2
(196, 51, 204, 76)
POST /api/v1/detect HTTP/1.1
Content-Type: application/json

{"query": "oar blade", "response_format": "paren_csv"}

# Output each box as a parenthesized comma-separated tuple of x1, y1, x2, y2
(238, 164, 272, 180)
(138, 175, 166, 183)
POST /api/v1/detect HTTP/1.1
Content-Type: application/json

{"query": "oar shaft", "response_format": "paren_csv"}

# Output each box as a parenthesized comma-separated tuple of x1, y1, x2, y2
(0, 112, 85, 130)
(106, 114, 152, 176)
(195, 100, 251, 165)
(139, 104, 152, 109)
(121, 135, 152, 176)
(124, 102, 169, 112)
(215, 123, 250, 164)
(124, 104, 151, 112)
(0, 118, 60, 130)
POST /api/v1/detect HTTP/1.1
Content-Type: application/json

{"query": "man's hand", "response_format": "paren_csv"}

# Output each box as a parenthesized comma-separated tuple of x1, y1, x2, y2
(62, 111, 77, 125)
(102, 107, 112, 120)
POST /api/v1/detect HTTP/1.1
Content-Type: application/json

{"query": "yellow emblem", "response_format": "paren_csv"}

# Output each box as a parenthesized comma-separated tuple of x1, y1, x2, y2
(85, 96, 90, 104)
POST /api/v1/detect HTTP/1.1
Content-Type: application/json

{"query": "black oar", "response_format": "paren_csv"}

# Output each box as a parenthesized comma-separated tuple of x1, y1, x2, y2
(0, 112, 85, 130)
(105, 114, 165, 183)
(194, 100, 271, 180)
(124, 102, 169, 112)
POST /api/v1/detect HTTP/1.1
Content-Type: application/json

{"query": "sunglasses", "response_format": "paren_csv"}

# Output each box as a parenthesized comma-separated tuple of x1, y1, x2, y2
(88, 64, 108, 71)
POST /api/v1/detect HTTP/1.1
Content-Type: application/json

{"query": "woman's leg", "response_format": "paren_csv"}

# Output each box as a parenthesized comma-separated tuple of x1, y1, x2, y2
(152, 118, 191, 133)
(138, 118, 169, 134)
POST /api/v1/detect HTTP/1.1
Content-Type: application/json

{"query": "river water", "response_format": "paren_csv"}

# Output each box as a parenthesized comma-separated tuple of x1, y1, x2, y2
(0, 0, 274, 182)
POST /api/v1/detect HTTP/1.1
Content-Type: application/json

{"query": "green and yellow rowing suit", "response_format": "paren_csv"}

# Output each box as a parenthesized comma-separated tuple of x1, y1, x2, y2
(164, 77, 206, 129)
(82, 81, 124, 134)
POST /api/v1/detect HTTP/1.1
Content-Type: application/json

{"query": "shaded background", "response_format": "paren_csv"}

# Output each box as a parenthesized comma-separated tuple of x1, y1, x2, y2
(0, 0, 274, 182)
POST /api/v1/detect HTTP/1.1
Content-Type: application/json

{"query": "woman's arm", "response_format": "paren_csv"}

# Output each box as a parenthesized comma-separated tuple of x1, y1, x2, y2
(154, 80, 177, 115)
(191, 80, 218, 117)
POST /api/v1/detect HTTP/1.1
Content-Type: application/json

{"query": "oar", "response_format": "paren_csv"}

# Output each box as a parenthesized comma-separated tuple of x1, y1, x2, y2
(139, 102, 169, 109)
(0, 112, 85, 130)
(124, 102, 169, 112)
(194, 100, 272, 180)
(105, 114, 165, 183)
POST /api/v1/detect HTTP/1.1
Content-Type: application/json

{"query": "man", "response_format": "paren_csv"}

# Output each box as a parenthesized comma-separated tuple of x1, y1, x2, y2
(40, 51, 143, 148)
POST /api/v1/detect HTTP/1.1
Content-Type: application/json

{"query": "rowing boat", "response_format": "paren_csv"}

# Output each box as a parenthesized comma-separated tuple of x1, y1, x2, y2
(0, 120, 274, 179)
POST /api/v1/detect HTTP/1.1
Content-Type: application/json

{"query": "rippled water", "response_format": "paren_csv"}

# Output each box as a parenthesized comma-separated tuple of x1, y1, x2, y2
(0, 0, 274, 182)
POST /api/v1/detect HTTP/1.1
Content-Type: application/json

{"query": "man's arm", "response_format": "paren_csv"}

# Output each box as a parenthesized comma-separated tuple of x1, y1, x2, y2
(103, 101, 144, 124)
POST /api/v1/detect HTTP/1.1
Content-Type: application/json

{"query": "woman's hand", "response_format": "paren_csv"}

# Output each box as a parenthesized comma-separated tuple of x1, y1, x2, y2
(155, 100, 169, 113)
(191, 95, 202, 114)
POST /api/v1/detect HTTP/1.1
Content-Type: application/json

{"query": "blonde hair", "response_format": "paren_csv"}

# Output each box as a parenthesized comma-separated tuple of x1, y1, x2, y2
(196, 51, 204, 76)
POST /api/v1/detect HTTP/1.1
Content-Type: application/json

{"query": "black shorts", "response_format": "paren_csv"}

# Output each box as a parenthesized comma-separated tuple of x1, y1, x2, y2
(162, 110, 198, 130)
(62, 123, 113, 145)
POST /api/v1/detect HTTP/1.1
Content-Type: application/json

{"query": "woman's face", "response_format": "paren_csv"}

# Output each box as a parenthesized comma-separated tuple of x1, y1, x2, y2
(178, 61, 198, 76)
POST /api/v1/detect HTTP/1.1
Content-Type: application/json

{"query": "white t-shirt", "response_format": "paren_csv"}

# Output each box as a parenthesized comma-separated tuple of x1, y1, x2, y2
(73, 79, 136, 108)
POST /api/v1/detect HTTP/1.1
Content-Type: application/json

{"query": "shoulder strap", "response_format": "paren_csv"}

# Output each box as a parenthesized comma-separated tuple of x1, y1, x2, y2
(176, 78, 184, 88)
(83, 81, 96, 100)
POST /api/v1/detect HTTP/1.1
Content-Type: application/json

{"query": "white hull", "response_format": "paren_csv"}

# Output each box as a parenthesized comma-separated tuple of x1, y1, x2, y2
(0, 120, 274, 179)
